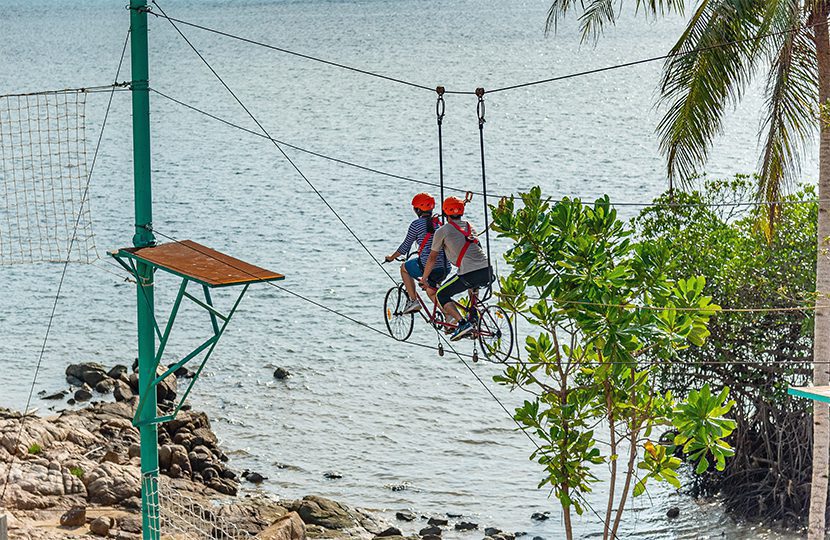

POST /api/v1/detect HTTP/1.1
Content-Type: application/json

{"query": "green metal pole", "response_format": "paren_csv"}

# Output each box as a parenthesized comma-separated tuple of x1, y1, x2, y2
(129, 2, 159, 539)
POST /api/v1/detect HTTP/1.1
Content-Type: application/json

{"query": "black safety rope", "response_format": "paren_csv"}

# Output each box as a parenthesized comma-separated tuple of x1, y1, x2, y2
(436, 86, 446, 221)
(475, 88, 494, 301)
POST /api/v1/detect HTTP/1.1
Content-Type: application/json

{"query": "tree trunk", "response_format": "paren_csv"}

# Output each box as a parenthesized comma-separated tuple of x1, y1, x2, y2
(810, 6, 830, 539)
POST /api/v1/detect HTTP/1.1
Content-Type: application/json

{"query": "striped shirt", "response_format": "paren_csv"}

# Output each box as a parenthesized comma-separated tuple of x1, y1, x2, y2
(398, 217, 449, 268)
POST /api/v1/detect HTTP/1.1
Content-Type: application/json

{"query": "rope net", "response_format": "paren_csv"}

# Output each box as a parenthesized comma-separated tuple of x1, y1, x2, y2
(0, 90, 97, 265)
(143, 473, 251, 540)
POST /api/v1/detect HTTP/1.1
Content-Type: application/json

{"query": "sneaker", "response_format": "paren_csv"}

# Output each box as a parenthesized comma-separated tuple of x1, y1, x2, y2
(443, 318, 457, 335)
(402, 298, 421, 314)
(451, 320, 474, 341)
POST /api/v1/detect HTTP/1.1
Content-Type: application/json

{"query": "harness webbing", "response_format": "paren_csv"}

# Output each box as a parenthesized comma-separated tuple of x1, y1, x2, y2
(448, 220, 479, 268)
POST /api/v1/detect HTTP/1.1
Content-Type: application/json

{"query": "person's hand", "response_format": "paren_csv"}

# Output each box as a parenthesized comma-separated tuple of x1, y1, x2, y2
(418, 276, 428, 288)
(384, 254, 396, 263)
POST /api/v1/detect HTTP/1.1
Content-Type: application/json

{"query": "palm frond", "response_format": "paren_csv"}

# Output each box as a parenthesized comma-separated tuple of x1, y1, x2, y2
(579, 0, 619, 42)
(546, 0, 585, 35)
(635, 0, 686, 17)
(657, 0, 767, 187)
(758, 4, 816, 210)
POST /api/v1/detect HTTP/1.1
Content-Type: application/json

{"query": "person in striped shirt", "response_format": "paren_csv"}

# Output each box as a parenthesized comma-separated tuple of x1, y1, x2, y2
(385, 193, 450, 313)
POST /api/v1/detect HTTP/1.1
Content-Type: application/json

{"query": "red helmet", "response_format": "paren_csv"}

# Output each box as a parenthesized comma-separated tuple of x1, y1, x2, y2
(411, 192, 436, 211)
(443, 196, 466, 217)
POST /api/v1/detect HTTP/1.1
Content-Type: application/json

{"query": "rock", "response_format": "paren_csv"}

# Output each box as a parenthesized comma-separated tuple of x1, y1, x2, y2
(67, 398, 76, 405)
(85, 462, 141, 505)
(59, 505, 86, 527)
(666, 507, 680, 519)
(90, 516, 114, 537)
(169, 445, 191, 476)
(108, 365, 129, 379)
(159, 445, 173, 470)
(532, 537, 544, 540)
(419, 526, 442, 536)
(169, 363, 194, 379)
(42, 390, 67, 400)
(95, 379, 115, 394)
(323, 471, 342, 480)
(455, 522, 478, 531)
(396, 511, 416, 522)
(168, 464, 183, 478)
(245, 471, 267, 484)
(208, 478, 238, 496)
(74, 388, 93, 402)
(101, 450, 122, 464)
(422, 536, 442, 540)
(428, 518, 448, 527)
(376, 527, 403, 538)
(117, 515, 142, 534)
(257, 512, 306, 540)
(273, 367, 291, 380)
(113, 380, 134, 403)
(128, 373, 139, 393)
(530, 512, 550, 521)
(128, 443, 140, 459)
(296, 495, 355, 530)
(446, 513, 462, 519)
(485, 528, 502, 537)
(66, 362, 108, 387)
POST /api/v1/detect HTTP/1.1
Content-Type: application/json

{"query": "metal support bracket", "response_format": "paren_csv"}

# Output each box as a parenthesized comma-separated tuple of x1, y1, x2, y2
(128, 276, 249, 427)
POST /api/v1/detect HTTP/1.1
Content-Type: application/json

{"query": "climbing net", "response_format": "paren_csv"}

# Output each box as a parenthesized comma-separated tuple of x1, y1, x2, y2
(143, 473, 251, 540)
(0, 90, 97, 265)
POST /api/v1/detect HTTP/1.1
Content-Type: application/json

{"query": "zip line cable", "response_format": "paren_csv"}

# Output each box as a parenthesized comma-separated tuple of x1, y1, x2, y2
(150, 87, 828, 210)
(139, 3, 816, 99)
(0, 29, 131, 503)
(150, 0, 396, 285)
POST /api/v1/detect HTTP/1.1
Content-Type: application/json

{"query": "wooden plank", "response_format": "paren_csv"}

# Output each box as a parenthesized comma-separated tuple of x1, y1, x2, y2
(789, 386, 830, 404)
(117, 240, 284, 288)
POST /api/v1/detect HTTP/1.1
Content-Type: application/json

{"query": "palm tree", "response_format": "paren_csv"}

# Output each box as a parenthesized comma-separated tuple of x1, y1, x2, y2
(545, 1, 830, 538)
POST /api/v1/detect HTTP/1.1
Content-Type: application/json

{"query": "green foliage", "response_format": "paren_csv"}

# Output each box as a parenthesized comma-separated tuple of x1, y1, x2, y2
(69, 466, 84, 478)
(27, 443, 42, 455)
(633, 176, 816, 524)
(491, 188, 733, 539)
(672, 385, 736, 474)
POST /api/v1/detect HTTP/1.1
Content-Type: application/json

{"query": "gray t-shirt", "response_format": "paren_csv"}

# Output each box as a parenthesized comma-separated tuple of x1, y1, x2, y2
(431, 219, 490, 275)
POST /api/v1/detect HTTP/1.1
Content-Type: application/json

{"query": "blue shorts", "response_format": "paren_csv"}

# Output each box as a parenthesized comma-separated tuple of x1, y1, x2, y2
(405, 258, 448, 289)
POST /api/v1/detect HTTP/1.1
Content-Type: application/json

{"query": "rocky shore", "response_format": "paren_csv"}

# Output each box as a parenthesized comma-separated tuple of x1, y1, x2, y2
(0, 363, 520, 540)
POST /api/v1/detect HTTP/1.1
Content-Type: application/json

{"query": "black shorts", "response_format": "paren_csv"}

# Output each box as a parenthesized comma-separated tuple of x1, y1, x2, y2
(436, 266, 494, 306)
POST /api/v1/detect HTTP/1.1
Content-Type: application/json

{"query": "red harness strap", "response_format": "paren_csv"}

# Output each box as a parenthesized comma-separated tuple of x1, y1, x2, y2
(418, 217, 443, 256)
(448, 221, 479, 268)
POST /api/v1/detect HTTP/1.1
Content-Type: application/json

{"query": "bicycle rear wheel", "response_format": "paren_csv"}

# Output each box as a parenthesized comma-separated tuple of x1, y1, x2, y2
(477, 305, 514, 362)
(384, 284, 414, 341)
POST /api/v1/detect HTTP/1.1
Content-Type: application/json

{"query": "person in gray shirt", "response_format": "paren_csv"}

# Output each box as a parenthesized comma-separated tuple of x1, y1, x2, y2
(420, 196, 493, 341)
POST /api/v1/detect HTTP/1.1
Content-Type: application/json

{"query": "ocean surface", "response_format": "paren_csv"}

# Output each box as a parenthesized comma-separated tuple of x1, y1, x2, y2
(0, 1, 813, 538)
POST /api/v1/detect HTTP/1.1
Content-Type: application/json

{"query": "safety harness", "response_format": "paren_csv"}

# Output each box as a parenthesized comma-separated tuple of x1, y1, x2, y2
(448, 220, 479, 268)
(418, 216, 443, 257)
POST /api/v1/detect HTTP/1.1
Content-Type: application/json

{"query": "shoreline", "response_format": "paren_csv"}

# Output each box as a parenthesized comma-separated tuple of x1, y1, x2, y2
(0, 362, 513, 540)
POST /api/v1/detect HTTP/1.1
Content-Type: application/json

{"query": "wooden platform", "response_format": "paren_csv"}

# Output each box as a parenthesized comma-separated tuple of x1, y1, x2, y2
(789, 386, 830, 404)
(113, 240, 284, 288)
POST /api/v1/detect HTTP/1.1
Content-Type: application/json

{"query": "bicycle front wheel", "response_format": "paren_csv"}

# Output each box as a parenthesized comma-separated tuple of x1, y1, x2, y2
(477, 305, 514, 362)
(384, 284, 414, 341)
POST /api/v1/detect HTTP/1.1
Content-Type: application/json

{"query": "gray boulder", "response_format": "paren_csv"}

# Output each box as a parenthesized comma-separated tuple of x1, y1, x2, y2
(66, 363, 108, 387)
(296, 496, 356, 530)
(59, 506, 86, 527)
(85, 462, 141, 505)
(90, 516, 114, 537)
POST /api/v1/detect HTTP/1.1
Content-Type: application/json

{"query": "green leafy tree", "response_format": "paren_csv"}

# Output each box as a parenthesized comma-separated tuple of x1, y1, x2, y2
(491, 189, 734, 540)
(634, 176, 817, 525)
(544, 2, 830, 536)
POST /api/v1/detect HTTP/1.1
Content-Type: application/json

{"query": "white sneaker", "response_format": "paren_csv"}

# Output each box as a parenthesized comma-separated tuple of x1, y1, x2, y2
(402, 299, 421, 314)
